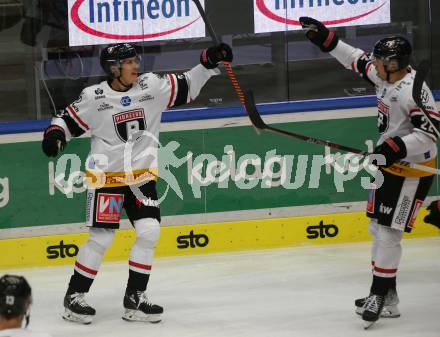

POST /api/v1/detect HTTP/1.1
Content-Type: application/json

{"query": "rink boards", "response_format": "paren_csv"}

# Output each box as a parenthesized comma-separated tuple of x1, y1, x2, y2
(1, 209, 438, 269)
(1, 107, 440, 269)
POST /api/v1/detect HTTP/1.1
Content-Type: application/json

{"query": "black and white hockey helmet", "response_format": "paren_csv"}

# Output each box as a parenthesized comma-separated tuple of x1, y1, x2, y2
(373, 36, 412, 70)
(0, 274, 32, 318)
(100, 43, 140, 77)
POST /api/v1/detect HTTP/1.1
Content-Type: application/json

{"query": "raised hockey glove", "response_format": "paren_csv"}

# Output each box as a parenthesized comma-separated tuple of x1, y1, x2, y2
(372, 136, 407, 168)
(424, 200, 440, 229)
(200, 43, 233, 69)
(299, 17, 339, 52)
(42, 125, 66, 157)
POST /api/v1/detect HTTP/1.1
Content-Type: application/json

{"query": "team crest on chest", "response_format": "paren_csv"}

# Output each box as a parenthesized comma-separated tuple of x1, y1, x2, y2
(113, 109, 146, 142)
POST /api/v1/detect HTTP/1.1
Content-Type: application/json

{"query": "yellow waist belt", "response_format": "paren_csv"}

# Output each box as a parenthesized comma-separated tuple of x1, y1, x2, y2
(85, 168, 159, 188)
(383, 157, 436, 178)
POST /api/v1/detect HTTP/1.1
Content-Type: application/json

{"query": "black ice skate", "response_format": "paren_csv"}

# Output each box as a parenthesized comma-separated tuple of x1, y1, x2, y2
(361, 294, 385, 329)
(122, 289, 163, 323)
(62, 291, 96, 324)
(355, 288, 400, 318)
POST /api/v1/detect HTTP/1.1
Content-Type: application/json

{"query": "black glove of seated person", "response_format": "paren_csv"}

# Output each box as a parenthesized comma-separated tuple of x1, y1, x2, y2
(424, 200, 440, 229)
(42, 125, 66, 157)
(200, 43, 233, 69)
(371, 136, 407, 168)
(299, 17, 339, 52)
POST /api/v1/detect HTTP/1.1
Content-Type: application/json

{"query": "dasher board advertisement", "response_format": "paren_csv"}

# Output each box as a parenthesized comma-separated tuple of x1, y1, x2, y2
(68, 0, 206, 46)
(254, 0, 391, 34)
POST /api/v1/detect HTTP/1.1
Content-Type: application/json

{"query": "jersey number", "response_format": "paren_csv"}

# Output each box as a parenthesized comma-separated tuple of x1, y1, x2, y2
(419, 115, 436, 134)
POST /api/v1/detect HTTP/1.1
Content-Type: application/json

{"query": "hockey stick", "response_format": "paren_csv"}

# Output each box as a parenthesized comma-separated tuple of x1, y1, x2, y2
(243, 90, 440, 175)
(192, 0, 219, 44)
(191, 1, 439, 175)
(192, 0, 247, 108)
(412, 60, 440, 138)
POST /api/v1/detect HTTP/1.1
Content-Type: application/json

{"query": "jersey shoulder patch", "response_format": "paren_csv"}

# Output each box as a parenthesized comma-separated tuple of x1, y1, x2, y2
(137, 73, 151, 90)
(88, 83, 108, 100)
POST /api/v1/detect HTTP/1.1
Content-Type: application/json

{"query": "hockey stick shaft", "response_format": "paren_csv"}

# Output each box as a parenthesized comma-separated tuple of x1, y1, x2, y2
(224, 62, 246, 106)
(243, 91, 440, 176)
(192, 0, 247, 108)
(191, 1, 438, 175)
(192, 0, 220, 45)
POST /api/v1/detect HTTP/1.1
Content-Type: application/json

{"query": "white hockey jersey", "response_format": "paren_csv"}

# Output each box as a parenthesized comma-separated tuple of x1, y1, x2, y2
(52, 64, 219, 187)
(0, 328, 52, 337)
(330, 41, 439, 177)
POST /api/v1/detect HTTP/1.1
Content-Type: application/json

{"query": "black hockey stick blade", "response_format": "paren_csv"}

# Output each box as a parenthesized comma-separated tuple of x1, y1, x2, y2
(243, 90, 267, 130)
(412, 59, 430, 109)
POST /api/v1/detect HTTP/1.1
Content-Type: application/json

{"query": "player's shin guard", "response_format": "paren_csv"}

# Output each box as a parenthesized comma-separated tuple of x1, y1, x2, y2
(63, 228, 114, 324)
(122, 218, 163, 322)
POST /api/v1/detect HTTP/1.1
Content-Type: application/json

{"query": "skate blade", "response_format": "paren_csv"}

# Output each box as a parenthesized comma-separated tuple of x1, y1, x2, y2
(62, 309, 93, 325)
(363, 320, 376, 330)
(356, 306, 400, 318)
(381, 305, 401, 318)
(122, 309, 162, 323)
(355, 307, 364, 316)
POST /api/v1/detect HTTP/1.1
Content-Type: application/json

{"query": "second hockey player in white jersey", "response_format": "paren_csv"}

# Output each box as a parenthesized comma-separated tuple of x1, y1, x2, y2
(299, 17, 439, 329)
(41, 42, 233, 324)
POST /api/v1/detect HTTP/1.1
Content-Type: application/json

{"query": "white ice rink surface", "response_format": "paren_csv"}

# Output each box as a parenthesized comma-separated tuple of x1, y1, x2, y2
(2, 237, 440, 337)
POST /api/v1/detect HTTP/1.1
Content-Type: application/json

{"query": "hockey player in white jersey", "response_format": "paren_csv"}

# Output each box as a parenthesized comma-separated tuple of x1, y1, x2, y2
(424, 199, 440, 229)
(41, 42, 233, 324)
(0, 275, 52, 337)
(299, 17, 439, 329)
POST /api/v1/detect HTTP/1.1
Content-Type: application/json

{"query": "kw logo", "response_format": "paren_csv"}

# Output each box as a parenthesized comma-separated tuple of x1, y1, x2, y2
(379, 203, 393, 215)
(47, 240, 79, 259)
(177, 230, 209, 249)
(306, 221, 339, 239)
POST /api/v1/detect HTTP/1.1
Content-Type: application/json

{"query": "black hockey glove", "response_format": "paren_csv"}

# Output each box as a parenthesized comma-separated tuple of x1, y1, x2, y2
(424, 200, 440, 229)
(200, 43, 233, 69)
(371, 136, 407, 168)
(42, 125, 66, 157)
(299, 17, 339, 52)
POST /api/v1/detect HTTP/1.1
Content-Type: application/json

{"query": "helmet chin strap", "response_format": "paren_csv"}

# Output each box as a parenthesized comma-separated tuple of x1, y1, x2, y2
(116, 75, 132, 90)
(383, 64, 399, 82)
(21, 308, 30, 328)
(117, 63, 132, 89)
(110, 64, 132, 90)
(24, 313, 30, 328)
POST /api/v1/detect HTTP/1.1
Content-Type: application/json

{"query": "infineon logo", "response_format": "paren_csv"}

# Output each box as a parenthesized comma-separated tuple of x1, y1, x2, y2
(254, 0, 390, 34)
(68, 0, 205, 46)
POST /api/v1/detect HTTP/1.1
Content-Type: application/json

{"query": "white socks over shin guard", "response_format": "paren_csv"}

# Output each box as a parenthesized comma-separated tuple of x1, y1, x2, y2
(368, 220, 380, 264)
(75, 228, 115, 278)
(369, 221, 403, 278)
(129, 218, 160, 273)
